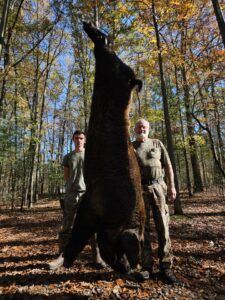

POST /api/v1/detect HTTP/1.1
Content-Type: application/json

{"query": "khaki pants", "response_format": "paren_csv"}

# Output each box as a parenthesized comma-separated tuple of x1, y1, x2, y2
(58, 191, 85, 252)
(142, 182, 173, 271)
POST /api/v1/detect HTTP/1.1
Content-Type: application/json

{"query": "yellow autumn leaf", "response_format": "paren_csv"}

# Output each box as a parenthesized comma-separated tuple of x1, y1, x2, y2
(17, 95, 28, 109)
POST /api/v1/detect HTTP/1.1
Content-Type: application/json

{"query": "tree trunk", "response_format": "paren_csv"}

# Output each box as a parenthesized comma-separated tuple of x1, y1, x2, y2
(93, 0, 99, 28)
(174, 66, 193, 196)
(192, 80, 225, 179)
(200, 146, 208, 190)
(181, 67, 204, 192)
(27, 48, 40, 207)
(210, 78, 224, 169)
(211, 0, 225, 48)
(0, 0, 10, 60)
(11, 75, 19, 209)
(0, 71, 7, 117)
(0, 0, 25, 116)
(151, 0, 183, 214)
(180, 24, 203, 192)
(58, 66, 74, 165)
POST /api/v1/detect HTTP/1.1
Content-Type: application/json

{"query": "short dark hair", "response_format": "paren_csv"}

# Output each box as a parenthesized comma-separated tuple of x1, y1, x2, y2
(72, 130, 85, 140)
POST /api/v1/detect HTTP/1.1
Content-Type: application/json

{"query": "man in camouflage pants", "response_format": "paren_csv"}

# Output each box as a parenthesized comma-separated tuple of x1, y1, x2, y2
(48, 130, 105, 270)
(133, 119, 179, 284)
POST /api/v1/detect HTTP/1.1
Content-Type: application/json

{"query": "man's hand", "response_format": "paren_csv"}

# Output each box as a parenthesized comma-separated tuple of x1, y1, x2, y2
(165, 163, 176, 202)
(168, 186, 176, 202)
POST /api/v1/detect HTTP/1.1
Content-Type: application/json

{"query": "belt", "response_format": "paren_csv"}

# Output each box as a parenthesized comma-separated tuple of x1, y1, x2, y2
(141, 177, 164, 185)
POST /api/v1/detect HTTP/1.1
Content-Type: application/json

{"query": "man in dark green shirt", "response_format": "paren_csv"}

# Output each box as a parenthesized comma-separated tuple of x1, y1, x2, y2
(48, 130, 105, 270)
(133, 119, 178, 284)
(59, 130, 86, 252)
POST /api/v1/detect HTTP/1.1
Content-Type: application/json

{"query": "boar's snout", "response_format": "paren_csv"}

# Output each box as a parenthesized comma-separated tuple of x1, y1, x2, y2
(83, 21, 107, 47)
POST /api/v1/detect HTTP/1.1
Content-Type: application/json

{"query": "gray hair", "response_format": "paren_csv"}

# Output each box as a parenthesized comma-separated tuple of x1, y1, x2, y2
(135, 118, 150, 129)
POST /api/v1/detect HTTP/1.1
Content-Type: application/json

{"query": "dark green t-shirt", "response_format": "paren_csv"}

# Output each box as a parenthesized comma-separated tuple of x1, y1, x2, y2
(132, 138, 171, 182)
(63, 150, 86, 193)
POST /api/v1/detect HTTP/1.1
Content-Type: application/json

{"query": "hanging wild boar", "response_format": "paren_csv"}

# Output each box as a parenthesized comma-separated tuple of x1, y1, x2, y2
(63, 22, 146, 277)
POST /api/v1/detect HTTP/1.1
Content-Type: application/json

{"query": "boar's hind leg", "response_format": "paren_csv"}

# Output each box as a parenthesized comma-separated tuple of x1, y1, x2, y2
(97, 230, 140, 274)
(97, 231, 130, 274)
(63, 195, 101, 268)
(120, 230, 140, 268)
(120, 230, 149, 281)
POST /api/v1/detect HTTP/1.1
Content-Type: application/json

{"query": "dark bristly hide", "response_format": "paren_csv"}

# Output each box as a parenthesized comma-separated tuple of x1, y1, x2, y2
(63, 22, 145, 275)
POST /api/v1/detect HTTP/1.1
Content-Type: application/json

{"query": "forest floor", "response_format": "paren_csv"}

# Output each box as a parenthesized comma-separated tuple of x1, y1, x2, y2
(0, 191, 224, 300)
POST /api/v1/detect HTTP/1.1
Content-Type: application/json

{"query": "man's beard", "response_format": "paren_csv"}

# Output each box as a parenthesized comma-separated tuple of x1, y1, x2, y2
(136, 132, 149, 140)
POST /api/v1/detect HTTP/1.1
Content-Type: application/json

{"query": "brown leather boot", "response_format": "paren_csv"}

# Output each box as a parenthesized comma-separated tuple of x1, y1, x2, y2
(160, 269, 180, 285)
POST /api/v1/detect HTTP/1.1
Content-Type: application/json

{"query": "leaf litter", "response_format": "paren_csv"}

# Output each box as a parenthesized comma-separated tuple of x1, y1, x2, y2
(0, 191, 224, 299)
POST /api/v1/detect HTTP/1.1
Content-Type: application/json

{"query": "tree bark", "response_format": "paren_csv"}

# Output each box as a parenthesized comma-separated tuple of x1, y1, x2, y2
(181, 66, 204, 192)
(174, 66, 193, 196)
(0, 0, 25, 116)
(191, 76, 225, 179)
(152, 0, 183, 214)
(180, 23, 203, 192)
(210, 78, 224, 169)
(0, 0, 10, 60)
(211, 0, 225, 48)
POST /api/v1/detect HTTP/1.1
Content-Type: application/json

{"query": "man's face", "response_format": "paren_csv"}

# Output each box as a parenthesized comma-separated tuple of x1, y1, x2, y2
(135, 121, 150, 141)
(73, 134, 85, 151)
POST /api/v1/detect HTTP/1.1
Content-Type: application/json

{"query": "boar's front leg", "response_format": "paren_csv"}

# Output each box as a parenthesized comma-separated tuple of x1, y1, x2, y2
(63, 193, 101, 267)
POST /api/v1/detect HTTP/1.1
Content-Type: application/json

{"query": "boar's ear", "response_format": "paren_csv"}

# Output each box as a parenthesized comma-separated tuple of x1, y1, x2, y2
(130, 79, 143, 92)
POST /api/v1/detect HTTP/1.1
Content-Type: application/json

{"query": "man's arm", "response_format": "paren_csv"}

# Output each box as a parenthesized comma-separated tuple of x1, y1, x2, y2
(62, 153, 70, 182)
(64, 166, 70, 182)
(160, 141, 176, 201)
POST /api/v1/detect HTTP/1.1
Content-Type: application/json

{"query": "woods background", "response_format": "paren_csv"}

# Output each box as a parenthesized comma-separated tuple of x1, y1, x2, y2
(0, 0, 224, 210)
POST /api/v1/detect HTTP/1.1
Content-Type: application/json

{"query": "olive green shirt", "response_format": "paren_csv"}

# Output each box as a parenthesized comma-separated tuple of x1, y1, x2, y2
(63, 150, 86, 193)
(132, 138, 171, 183)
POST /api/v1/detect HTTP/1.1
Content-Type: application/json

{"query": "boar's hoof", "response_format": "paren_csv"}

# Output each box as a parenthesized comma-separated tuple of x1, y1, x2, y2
(63, 254, 74, 268)
(132, 270, 150, 282)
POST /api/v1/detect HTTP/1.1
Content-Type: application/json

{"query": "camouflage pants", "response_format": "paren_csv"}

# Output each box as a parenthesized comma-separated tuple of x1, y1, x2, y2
(142, 182, 173, 271)
(58, 191, 85, 252)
